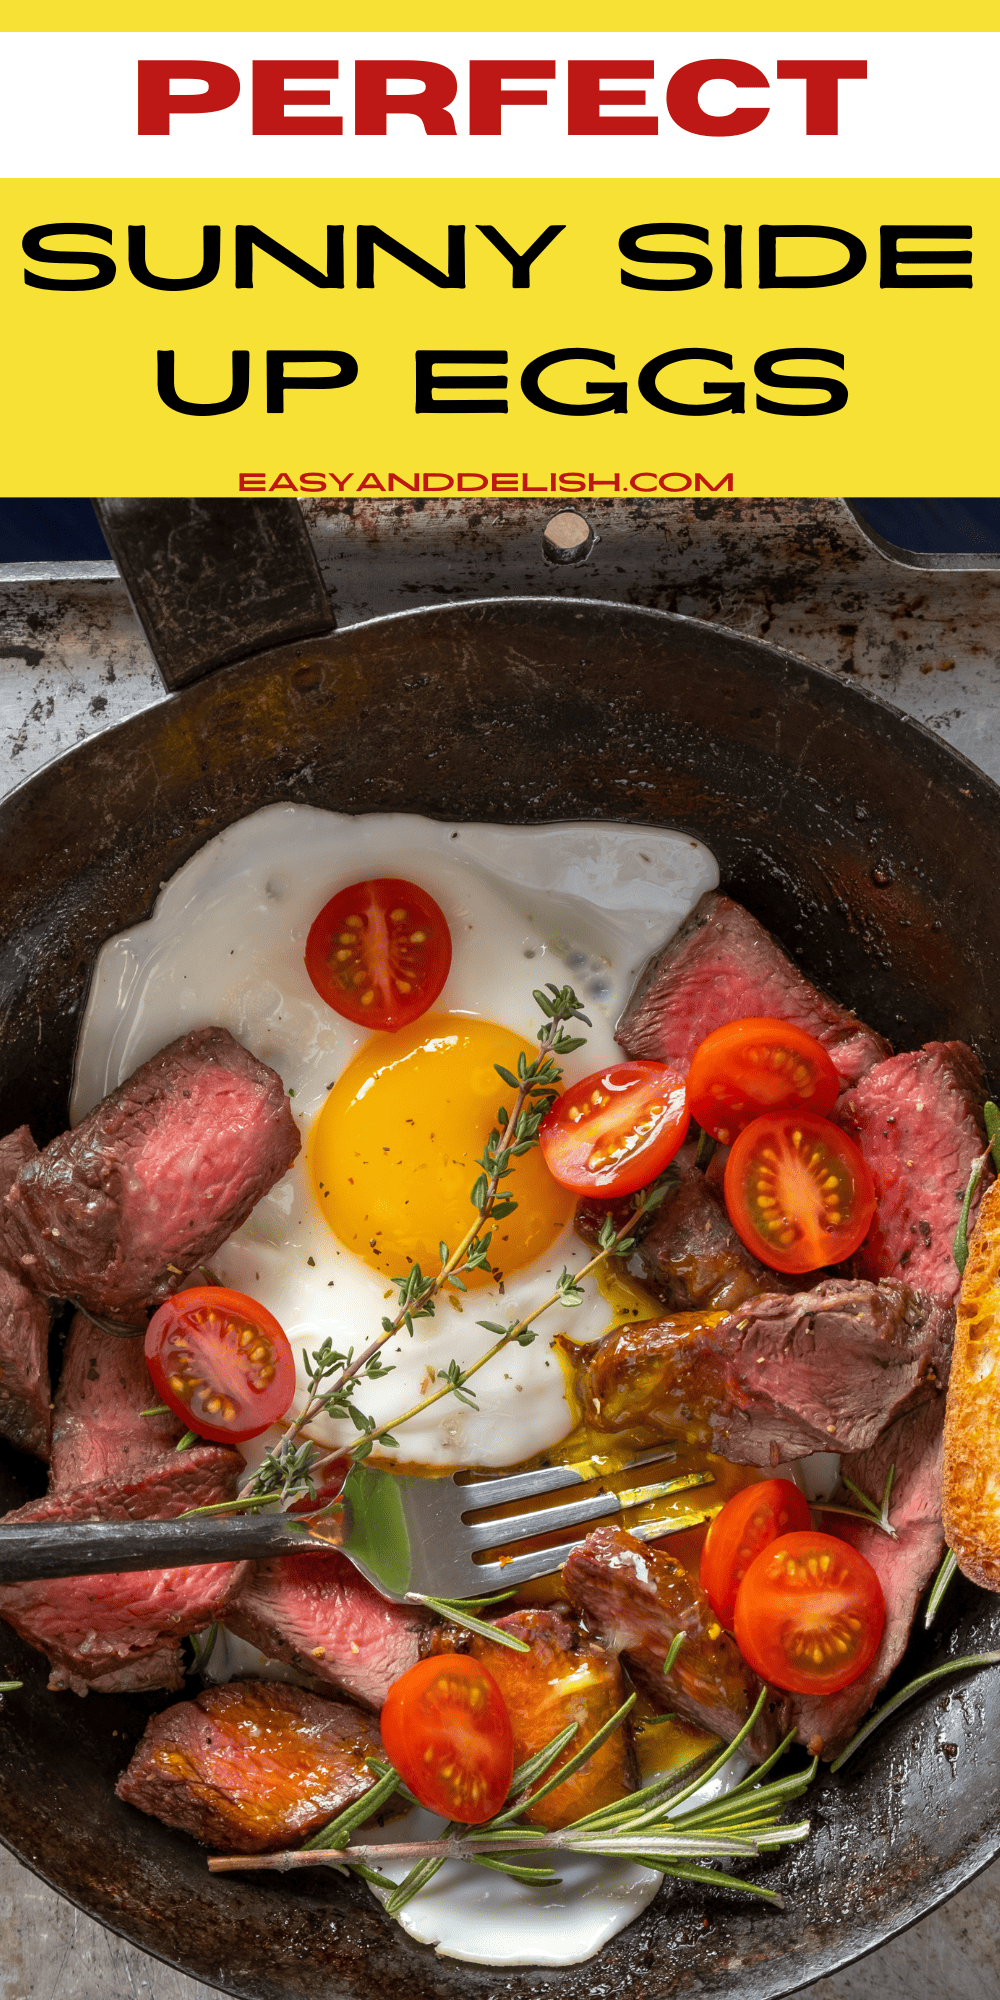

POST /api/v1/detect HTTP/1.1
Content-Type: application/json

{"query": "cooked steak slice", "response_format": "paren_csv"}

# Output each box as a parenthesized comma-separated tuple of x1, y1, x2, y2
(51, 1642, 185, 1697)
(635, 1152, 802, 1313)
(50, 1314, 181, 1488)
(790, 1395, 946, 1759)
(117, 1679, 383, 1852)
(579, 1280, 953, 1466)
(2, 1027, 300, 1325)
(836, 1042, 988, 1300)
(12, 1445, 244, 1523)
(470, 1608, 636, 1828)
(0, 1442, 247, 1694)
(0, 1551, 248, 1697)
(617, 892, 890, 1092)
(226, 1552, 433, 1710)
(0, 1128, 52, 1459)
(563, 1525, 788, 1760)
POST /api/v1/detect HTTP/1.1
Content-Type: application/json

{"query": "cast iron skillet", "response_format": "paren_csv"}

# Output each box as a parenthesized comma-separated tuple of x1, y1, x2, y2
(0, 593, 998, 2000)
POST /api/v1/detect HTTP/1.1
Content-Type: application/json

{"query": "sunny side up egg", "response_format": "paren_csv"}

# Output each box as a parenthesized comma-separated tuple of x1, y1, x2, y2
(71, 804, 724, 1967)
(72, 803, 718, 1472)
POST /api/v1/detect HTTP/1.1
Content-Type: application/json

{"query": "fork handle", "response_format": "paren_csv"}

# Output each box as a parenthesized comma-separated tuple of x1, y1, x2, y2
(0, 1513, 341, 1583)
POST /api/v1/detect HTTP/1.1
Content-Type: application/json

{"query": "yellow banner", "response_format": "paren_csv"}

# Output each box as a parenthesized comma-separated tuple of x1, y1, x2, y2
(20, 7, 996, 28)
(8, 178, 993, 496)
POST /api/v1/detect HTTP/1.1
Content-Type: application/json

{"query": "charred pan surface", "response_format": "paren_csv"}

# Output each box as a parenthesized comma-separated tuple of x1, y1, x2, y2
(579, 1280, 953, 1465)
(116, 1680, 382, 1853)
(837, 1041, 989, 1300)
(470, 1606, 636, 1829)
(226, 1551, 433, 1711)
(0, 1126, 52, 1458)
(564, 1525, 788, 1760)
(1, 1027, 300, 1325)
(617, 891, 891, 1092)
(791, 1396, 947, 1760)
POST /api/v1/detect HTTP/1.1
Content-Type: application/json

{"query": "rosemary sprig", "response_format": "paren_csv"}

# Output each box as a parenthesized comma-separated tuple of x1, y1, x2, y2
(409, 1589, 530, 1653)
(813, 1463, 898, 1540)
(188, 1623, 221, 1674)
(663, 1630, 686, 1675)
(925, 1547, 958, 1629)
(208, 1685, 815, 1915)
(830, 1650, 1000, 1772)
(953, 1100, 1000, 1276)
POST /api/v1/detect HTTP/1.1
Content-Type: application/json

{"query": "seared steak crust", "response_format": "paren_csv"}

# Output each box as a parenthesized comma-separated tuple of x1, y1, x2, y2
(580, 1280, 953, 1466)
(634, 1148, 802, 1313)
(226, 1551, 433, 1710)
(117, 1680, 383, 1852)
(564, 1525, 788, 1759)
(791, 1396, 946, 1758)
(618, 891, 889, 1091)
(0, 1128, 52, 1459)
(2, 1027, 300, 1325)
(837, 1042, 988, 1300)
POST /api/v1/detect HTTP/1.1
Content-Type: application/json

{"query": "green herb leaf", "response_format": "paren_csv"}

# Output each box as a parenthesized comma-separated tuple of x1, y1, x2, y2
(954, 1143, 990, 1276)
(986, 1099, 1000, 1172)
(831, 1650, 1000, 1772)
(925, 1547, 958, 1629)
(663, 1630, 686, 1676)
(416, 1596, 531, 1651)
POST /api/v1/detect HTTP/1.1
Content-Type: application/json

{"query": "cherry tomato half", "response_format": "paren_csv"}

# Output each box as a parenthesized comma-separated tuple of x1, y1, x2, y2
(686, 1017, 840, 1146)
(700, 1478, 812, 1629)
(724, 1111, 876, 1274)
(144, 1286, 296, 1444)
(380, 1653, 514, 1824)
(538, 1061, 689, 1198)
(733, 1530, 885, 1695)
(305, 878, 452, 1032)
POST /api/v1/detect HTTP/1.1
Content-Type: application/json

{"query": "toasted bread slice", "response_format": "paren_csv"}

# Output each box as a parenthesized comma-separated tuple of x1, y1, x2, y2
(943, 1173, 1000, 1589)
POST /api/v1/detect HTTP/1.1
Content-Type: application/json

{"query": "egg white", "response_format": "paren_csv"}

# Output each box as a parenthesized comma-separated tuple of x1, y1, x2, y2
(73, 805, 717, 1470)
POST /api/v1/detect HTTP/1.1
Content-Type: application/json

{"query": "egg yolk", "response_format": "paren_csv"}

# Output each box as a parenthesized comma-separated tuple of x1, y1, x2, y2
(310, 1014, 576, 1288)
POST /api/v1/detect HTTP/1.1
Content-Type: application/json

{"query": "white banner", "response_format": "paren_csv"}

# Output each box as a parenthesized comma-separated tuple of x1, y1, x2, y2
(2, 31, 995, 179)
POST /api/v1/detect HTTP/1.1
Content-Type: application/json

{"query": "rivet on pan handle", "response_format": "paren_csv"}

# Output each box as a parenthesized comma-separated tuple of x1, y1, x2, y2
(91, 497, 335, 692)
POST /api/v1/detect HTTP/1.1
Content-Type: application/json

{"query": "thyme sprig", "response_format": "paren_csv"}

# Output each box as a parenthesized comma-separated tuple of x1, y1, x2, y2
(346, 1169, 677, 1461)
(813, 1463, 898, 1541)
(223, 985, 592, 1511)
(186, 1159, 677, 1527)
(208, 1686, 815, 1912)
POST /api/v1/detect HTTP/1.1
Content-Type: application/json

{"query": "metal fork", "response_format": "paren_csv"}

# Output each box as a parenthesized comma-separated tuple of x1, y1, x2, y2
(0, 1451, 716, 1600)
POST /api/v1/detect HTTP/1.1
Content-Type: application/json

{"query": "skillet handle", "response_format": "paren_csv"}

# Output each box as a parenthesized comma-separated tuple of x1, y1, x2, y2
(91, 497, 335, 692)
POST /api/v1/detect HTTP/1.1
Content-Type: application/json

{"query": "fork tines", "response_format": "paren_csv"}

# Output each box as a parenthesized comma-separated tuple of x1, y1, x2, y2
(454, 1449, 716, 1589)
